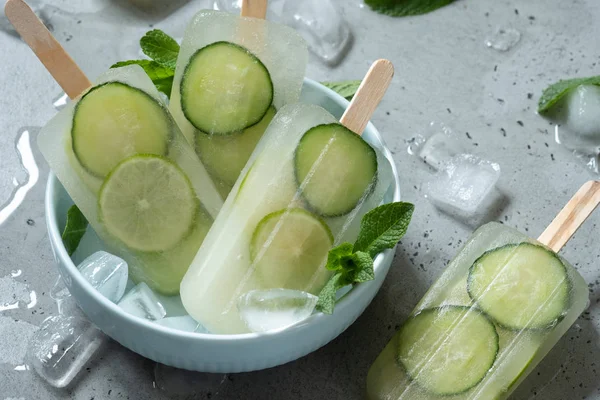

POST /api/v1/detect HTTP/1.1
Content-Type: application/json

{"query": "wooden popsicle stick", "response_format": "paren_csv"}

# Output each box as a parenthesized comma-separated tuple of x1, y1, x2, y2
(340, 59, 394, 136)
(4, 0, 91, 99)
(538, 180, 600, 252)
(240, 0, 268, 19)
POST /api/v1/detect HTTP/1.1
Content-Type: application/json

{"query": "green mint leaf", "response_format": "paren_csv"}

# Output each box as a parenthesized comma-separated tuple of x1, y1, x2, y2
(353, 202, 415, 258)
(140, 29, 180, 69)
(316, 273, 346, 314)
(62, 205, 88, 256)
(364, 0, 456, 17)
(321, 80, 362, 100)
(350, 251, 375, 283)
(538, 76, 600, 113)
(110, 60, 174, 97)
(325, 242, 354, 271)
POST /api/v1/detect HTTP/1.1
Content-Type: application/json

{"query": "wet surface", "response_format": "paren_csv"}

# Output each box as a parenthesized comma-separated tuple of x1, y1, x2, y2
(1, 0, 600, 399)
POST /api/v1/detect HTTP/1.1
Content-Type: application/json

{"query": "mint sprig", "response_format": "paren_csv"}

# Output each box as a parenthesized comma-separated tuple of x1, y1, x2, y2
(364, 0, 456, 17)
(322, 80, 361, 100)
(62, 205, 88, 256)
(316, 202, 414, 314)
(538, 75, 600, 113)
(110, 60, 175, 96)
(140, 29, 180, 70)
(110, 29, 178, 98)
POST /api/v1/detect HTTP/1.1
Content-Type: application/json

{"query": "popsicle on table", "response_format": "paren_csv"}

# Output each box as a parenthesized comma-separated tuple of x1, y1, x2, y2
(170, 8, 308, 197)
(180, 60, 396, 334)
(5, 0, 223, 295)
(366, 181, 600, 400)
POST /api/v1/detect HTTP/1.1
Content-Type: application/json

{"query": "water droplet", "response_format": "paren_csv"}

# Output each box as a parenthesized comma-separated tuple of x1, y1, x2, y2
(0, 128, 40, 226)
(10, 270, 22, 278)
(485, 28, 521, 52)
(405, 135, 426, 155)
(26, 291, 37, 309)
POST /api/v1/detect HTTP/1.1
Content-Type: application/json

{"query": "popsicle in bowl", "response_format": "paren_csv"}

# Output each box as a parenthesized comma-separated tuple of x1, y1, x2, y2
(5, 0, 223, 295)
(367, 181, 600, 399)
(180, 60, 396, 334)
(170, 8, 308, 197)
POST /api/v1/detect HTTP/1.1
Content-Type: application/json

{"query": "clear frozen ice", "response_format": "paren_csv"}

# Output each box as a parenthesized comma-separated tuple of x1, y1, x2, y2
(485, 27, 521, 52)
(155, 316, 209, 333)
(154, 292, 189, 317)
(154, 363, 228, 397)
(212, 0, 284, 19)
(118, 282, 166, 321)
(77, 251, 128, 303)
(425, 154, 501, 216)
(25, 315, 106, 388)
(237, 289, 318, 333)
(558, 85, 600, 152)
(282, 0, 351, 64)
(418, 122, 464, 170)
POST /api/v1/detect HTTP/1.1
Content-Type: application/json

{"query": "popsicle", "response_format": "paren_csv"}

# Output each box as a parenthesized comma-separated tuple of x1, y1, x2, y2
(169, 8, 308, 197)
(366, 181, 600, 399)
(180, 60, 395, 334)
(5, 0, 223, 295)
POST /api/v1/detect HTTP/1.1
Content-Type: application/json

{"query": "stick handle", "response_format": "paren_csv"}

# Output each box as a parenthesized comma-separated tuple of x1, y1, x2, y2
(240, 0, 268, 19)
(340, 59, 394, 135)
(538, 180, 600, 252)
(4, 0, 91, 99)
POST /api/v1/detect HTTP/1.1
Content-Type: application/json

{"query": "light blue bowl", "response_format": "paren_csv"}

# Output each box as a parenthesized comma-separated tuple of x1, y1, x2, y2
(45, 78, 401, 373)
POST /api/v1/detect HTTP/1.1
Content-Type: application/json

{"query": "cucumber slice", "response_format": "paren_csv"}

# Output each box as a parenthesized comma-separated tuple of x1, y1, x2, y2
(294, 123, 377, 217)
(180, 41, 274, 135)
(195, 106, 276, 188)
(467, 243, 570, 330)
(397, 306, 499, 396)
(251, 208, 333, 291)
(72, 82, 171, 178)
(98, 155, 197, 252)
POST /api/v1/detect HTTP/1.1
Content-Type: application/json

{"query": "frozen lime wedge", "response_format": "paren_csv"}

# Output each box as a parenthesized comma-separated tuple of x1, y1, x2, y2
(99, 155, 197, 252)
(251, 208, 333, 291)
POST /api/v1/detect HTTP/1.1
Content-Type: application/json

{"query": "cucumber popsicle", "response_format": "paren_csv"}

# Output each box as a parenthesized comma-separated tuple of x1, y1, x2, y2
(38, 65, 223, 295)
(170, 10, 308, 197)
(366, 222, 588, 400)
(180, 103, 395, 334)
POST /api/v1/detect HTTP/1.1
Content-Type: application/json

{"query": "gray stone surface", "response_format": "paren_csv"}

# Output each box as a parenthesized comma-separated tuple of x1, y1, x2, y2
(1, 0, 599, 398)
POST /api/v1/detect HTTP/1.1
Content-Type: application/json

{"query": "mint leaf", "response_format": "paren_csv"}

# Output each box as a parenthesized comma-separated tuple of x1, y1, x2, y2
(316, 273, 346, 314)
(364, 0, 456, 17)
(140, 29, 180, 69)
(538, 76, 600, 113)
(321, 80, 361, 100)
(325, 242, 353, 271)
(62, 205, 88, 256)
(354, 202, 414, 258)
(350, 251, 374, 283)
(110, 60, 174, 97)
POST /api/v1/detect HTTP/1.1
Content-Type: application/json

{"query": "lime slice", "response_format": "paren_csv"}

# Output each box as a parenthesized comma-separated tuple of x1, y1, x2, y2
(99, 155, 197, 252)
(251, 208, 333, 291)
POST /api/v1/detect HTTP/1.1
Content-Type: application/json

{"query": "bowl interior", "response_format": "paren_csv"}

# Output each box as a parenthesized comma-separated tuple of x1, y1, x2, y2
(46, 78, 401, 342)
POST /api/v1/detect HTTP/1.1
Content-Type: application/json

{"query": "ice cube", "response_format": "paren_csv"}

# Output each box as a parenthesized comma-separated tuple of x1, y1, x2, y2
(155, 316, 209, 333)
(154, 363, 227, 396)
(154, 292, 188, 317)
(282, 0, 351, 64)
(77, 251, 128, 303)
(425, 154, 501, 216)
(559, 85, 600, 151)
(118, 283, 166, 321)
(485, 27, 521, 52)
(418, 122, 464, 170)
(237, 289, 318, 333)
(26, 315, 106, 388)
